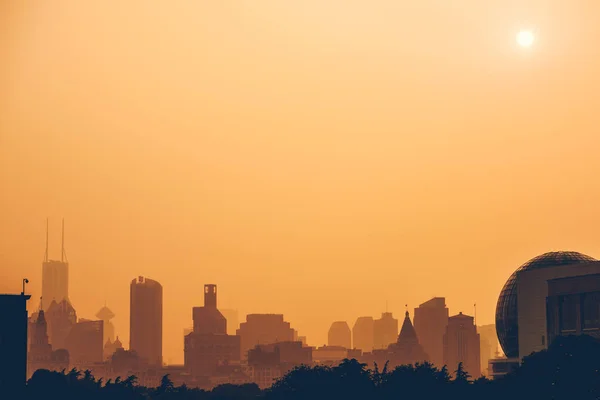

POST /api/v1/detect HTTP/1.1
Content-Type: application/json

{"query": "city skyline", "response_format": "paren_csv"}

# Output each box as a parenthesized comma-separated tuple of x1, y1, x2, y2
(4, 1, 600, 367)
(2, 220, 593, 363)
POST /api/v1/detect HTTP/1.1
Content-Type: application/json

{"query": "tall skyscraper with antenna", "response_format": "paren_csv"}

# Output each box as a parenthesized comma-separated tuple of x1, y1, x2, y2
(41, 219, 70, 310)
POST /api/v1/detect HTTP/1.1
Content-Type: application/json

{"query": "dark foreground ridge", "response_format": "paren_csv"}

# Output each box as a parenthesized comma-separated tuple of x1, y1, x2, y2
(14, 335, 600, 400)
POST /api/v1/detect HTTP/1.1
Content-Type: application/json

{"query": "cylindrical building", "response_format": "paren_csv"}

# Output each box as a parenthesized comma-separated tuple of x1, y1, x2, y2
(130, 276, 163, 366)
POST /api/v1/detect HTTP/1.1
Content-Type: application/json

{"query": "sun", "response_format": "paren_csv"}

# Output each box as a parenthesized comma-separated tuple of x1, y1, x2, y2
(517, 30, 535, 47)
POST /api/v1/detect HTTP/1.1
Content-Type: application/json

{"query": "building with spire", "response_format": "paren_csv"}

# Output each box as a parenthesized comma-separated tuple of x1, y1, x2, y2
(27, 306, 69, 377)
(328, 321, 351, 349)
(365, 311, 428, 369)
(42, 219, 70, 310)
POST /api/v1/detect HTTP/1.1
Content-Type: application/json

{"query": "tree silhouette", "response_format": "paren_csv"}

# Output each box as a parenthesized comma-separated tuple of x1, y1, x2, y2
(16, 336, 600, 400)
(454, 362, 471, 383)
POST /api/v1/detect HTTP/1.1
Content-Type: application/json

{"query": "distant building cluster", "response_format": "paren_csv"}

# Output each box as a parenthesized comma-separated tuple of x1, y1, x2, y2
(327, 300, 485, 379)
(2, 222, 600, 392)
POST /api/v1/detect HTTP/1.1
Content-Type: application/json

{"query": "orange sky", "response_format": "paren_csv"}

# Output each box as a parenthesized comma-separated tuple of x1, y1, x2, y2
(2, 1, 600, 364)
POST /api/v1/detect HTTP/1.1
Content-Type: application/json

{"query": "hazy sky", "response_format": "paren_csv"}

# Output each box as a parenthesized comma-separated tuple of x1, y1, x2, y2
(2, 1, 600, 364)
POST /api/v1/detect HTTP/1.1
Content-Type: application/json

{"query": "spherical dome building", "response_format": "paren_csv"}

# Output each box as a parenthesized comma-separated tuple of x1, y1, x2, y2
(495, 251, 597, 358)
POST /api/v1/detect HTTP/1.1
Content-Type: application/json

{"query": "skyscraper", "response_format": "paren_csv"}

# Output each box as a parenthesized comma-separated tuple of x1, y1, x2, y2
(373, 312, 398, 349)
(41, 219, 69, 309)
(0, 293, 31, 393)
(413, 297, 449, 367)
(352, 317, 374, 352)
(328, 321, 351, 349)
(443, 312, 481, 378)
(130, 276, 163, 366)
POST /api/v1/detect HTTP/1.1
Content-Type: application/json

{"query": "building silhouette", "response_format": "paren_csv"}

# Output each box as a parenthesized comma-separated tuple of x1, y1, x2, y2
(391, 311, 429, 365)
(66, 319, 104, 368)
(312, 345, 349, 366)
(28, 305, 69, 377)
(104, 336, 124, 361)
(413, 297, 449, 367)
(96, 305, 116, 344)
(365, 311, 428, 369)
(42, 219, 70, 309)
(237, 314, 296, 359)
(0, 293, 31, 392)
(352, 316, 374, 352)
(546, 273, 600, 343)
(192, 285, 226, 334)
(247, 341, 311, 388)
(495, 251, 600, 360)
(478, 324, 496, 376)
(328, 321, 351, 349)
(220, 309, 240, 336)
(373, 311, 398, 349)
(184, 284, 241, 378)
(130, 276, 163, 366)
(45, 298, 77, 350)
(443, 312, 480, 378)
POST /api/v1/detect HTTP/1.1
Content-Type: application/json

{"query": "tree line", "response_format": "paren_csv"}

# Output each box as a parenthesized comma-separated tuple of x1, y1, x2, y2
(13, 335, 600, 400)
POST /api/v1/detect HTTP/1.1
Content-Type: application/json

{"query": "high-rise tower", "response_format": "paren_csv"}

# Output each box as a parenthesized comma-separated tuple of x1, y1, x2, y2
(443, 312, 481, 378)
(352, 317, 374, 352)
(130, 276, 163, 366)
(414, 297, 449, 367)
(41, 219, 69, 309)
(328, 321, 351, 349)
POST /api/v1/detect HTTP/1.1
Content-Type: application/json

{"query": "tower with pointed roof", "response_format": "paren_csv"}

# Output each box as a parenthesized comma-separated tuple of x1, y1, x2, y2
(364, 311, 429, 369)
(29, 308, 51, 354)
(28, 304, 70, 377)
(389, 311, 429, 366)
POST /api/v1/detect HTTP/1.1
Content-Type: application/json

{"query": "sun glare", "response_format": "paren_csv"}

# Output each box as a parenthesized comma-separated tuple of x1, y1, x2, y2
(517, 30, 535, 47)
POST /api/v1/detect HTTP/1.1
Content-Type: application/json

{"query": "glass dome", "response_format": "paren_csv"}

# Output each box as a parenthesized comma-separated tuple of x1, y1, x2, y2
(495, 251, 596, 358)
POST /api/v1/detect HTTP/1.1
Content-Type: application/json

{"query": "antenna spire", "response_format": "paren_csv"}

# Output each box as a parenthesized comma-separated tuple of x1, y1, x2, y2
(474, 303, 477, 325)
(61, 218, 68, 263)
(44, 218, 49, 262)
